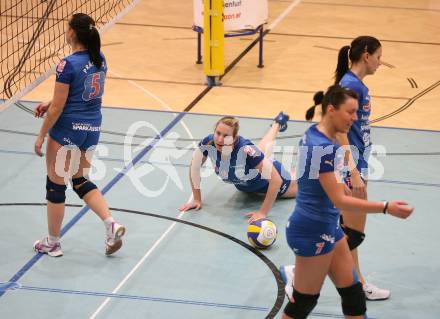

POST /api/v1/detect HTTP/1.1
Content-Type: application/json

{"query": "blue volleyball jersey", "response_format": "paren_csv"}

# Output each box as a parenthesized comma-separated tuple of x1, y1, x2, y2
(55, 50, 106, 125)
(293, 124, 344, 224)
(339, 71, 371, 157)
(198, 134, 268, 192)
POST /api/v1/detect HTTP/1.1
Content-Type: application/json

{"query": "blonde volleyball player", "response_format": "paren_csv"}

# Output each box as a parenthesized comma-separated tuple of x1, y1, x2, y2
(179, 112, 296, 223)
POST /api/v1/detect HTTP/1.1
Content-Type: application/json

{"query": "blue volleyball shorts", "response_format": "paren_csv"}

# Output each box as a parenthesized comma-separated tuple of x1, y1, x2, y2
(286, 212, 345, 257)
(254, 160, 292, 197)
(49, 120, 101, 151)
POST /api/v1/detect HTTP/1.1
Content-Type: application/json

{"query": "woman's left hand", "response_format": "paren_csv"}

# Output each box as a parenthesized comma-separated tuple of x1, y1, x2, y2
(34, 134, 45, 157)
(246, 211, 267, 224)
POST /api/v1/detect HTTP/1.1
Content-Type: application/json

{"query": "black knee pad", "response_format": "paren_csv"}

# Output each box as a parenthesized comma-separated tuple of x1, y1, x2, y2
(46, 176, 67, 203)
(342, 225, 365, 250)
(337, 282, 366, 316)
(284, 288, 319, 319)
(71, 176, 97, 199)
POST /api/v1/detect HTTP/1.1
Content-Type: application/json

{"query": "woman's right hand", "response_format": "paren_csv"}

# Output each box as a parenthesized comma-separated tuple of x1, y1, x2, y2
(34, 134, 45, 157)
(387, 201, 414, 219)
(34, 101, 50, 118)
(179, 200, 202, 212)
(350, 170, 366, 199)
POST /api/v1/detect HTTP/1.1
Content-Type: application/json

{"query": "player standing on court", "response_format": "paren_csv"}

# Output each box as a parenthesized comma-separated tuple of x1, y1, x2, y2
(33, 13, 125, 257)
(280, 85, 413, 319)
(282, 36, 389, 301)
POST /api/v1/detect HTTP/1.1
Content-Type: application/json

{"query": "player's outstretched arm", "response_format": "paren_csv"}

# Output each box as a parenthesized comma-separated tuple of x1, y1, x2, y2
(319, 171, 414, 219)
(179, 149, 206, 212)
(246, 159, 282, 223)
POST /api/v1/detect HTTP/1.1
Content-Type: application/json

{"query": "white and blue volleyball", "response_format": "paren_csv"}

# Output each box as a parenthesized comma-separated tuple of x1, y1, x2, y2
(247, 218, 277, 249)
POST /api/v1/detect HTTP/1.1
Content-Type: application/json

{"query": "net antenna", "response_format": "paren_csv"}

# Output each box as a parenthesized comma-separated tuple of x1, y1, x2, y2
(0, 0, 141, 112)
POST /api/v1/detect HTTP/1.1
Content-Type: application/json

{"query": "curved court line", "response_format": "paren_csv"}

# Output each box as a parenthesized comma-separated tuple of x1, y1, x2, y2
(0, 113, 186, 300)
(1, 82, 201, 316)
(370, 80, 440, 124)
(89, 208, 186, 319)
(99, 70, 206, 318)
(312, 45, 395, 69)
(0, 203, 286, 319)
(0, 203, 381, 319)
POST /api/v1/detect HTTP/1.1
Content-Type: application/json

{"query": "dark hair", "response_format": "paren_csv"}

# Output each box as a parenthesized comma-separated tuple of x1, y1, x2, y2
(69, 13, 103, 69)
(305, 85, 358, 120)
(334, 36, 381, 84)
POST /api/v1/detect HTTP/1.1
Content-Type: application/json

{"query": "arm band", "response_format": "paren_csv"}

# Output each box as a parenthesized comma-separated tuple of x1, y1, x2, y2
(383, 201, 389, 214)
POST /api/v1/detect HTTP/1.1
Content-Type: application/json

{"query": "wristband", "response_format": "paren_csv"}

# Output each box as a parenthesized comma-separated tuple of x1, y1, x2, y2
(383, 201, 389, 214)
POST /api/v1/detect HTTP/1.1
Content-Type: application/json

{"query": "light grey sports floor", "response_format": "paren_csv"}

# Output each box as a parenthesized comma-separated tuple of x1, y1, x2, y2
(0, 102, 439, 318)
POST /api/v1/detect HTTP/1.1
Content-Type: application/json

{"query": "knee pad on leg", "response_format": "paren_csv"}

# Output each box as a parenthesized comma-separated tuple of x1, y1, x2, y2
(46, 176, 67, 203)
(72, 176, 97, 199)
(337, 282, 367, 316)
(342, 225, 365, 250)
(284, 288, 319, 319)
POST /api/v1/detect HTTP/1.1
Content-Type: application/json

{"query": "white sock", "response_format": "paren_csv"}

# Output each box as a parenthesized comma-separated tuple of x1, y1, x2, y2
(48, 235, 60, 245)
(104, 216, 115, 229)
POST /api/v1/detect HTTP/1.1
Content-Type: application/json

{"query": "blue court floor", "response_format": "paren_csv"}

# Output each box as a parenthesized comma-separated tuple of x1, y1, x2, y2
(0, 102, 439, 318)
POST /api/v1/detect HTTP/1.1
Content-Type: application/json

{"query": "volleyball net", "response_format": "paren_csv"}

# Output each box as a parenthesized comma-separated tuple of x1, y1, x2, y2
(0, 0, 140, 111)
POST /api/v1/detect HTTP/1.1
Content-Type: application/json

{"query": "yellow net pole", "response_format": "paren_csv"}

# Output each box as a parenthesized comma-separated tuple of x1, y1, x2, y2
(203, 0, 224, 85)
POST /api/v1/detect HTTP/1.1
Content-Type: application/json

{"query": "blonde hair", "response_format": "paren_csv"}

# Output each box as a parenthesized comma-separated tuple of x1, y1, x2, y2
(214, 116, 240, 137)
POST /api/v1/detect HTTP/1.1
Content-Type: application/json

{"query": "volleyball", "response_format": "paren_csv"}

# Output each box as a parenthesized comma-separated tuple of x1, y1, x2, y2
(247, 218, 277, 249)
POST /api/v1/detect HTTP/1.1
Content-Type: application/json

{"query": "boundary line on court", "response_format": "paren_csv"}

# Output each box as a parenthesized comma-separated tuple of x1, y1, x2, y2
(0, 1, 304, 303)
(4, 102, 440, 133)
(0, 203, 382, 319)
(0, 203, 286, 319)
(1, 148, 439, 188)
(0, 112, 186, 299)
(101, 106, 440, 133)
(0, 284, 269, 312)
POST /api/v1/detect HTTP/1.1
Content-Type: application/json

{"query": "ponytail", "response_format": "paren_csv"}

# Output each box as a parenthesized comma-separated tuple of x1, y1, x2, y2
(305, 91, 324, 121)
(334, 36, 382, 84)
(87, 26, 102, 69)
(334, 45, 350, 84)
(307, 86, 357, 120)
(68, 13, 103, 69)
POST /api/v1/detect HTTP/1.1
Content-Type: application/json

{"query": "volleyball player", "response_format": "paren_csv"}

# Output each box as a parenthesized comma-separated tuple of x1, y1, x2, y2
(179, 112, 296, 223)
(281, 85, 413, 319)
(33, 13, 125, 257)
(282, 36, 389, 301)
